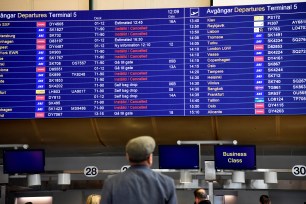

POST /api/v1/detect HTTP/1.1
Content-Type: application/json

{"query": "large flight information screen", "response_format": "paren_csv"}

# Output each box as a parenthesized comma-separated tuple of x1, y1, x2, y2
(0, 2, 306, 119)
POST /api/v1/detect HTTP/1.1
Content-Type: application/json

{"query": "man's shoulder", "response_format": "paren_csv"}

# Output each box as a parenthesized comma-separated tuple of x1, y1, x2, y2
(105, 167, 174, 184)
(151, 170, 175, 182)
(129, 166, 174, 182)
(104, 172, 125, 184)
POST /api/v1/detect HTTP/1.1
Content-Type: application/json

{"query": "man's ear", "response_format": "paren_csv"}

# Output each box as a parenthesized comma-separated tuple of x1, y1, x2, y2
(126, 153, 130, 161)
(148, 153, 153, 166)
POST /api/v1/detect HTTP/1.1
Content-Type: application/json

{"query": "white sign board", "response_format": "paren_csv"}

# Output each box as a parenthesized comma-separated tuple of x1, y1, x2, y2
(84, 166, 99, 177)
(120, 165, 130, 172)
(292, 165, 306, 177)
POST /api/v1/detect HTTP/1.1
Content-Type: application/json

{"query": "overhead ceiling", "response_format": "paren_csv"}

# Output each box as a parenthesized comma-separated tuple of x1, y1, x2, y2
(0, 115, 305, 157)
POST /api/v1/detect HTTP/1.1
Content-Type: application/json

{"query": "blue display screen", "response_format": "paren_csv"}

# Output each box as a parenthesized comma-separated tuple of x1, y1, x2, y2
(0, 2, 306, 119)
(3, 149, 45, 174)
(214, 145, 256, 170)
(158, 145, 199, 169)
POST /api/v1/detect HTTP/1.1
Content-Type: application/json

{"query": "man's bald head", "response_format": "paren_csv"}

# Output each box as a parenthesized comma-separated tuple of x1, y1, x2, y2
(194, 188, 207, 200)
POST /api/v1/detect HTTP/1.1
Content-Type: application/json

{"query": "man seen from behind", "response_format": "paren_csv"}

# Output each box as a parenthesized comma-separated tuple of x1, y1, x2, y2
(101, 136, 178, 204)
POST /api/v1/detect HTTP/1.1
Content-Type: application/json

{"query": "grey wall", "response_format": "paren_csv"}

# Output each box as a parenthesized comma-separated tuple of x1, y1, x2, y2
(176, 190, 194, 204)
(53, 191, 82, 204)
(45, 155, 306, 172)
(270, 190, 306, 204)
(237, 190, 268, 204)
(43, 155, 306, 183)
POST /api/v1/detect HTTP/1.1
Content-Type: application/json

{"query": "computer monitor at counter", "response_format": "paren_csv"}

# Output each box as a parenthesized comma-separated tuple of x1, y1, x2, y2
(3, 149, 45, 174)
(158, 145, 200, 170)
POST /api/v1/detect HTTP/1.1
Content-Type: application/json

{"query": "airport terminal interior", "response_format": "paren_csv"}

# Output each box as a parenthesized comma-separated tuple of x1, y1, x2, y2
(0, 0, 306, 204)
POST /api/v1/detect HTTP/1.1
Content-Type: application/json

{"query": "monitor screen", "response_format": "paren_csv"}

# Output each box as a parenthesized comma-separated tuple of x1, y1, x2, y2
(214, 145, 256, 170)
(3, 149, 45, 174)
(158, 145, 199, 169)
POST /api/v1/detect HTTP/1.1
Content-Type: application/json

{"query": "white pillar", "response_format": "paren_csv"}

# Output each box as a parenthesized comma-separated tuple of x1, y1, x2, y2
(208, 181, 214, 204)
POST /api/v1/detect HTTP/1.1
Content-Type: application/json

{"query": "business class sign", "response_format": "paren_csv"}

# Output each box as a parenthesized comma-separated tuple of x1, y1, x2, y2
(214, 145, 256, 170)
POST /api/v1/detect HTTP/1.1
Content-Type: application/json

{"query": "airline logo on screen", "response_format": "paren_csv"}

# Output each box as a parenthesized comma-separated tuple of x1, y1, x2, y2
(35, 22, 46, 118)
(253, 15, 265, 115)
(190, 8, 199, 17)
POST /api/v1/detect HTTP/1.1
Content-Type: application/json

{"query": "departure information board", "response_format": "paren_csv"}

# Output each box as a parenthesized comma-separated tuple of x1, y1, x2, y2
(0, 2, 306, 119)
